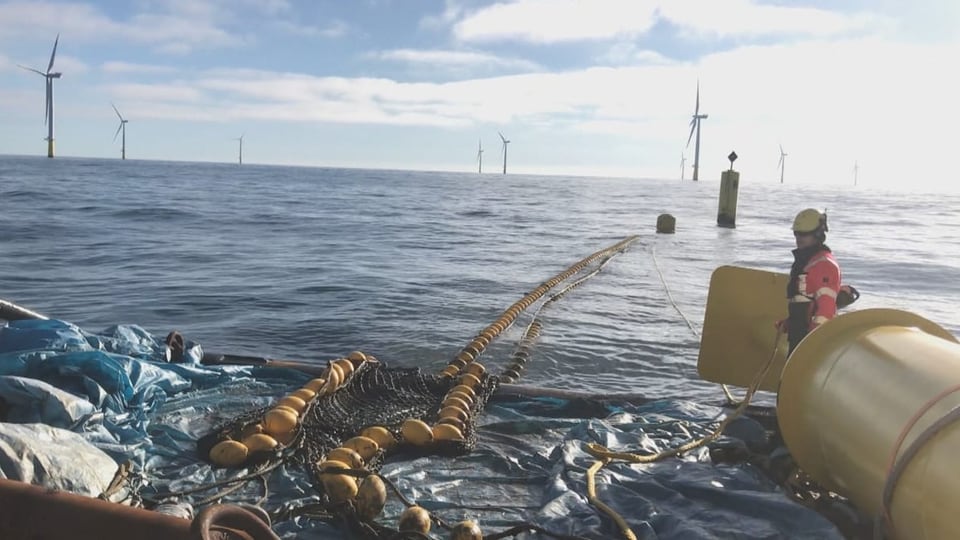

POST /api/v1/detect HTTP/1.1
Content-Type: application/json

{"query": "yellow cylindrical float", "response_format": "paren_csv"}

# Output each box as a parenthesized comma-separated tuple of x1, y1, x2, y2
(778, 308, 960, 540)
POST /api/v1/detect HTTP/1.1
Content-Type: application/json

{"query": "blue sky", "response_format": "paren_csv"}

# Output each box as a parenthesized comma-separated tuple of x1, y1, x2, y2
(0, 0, 957, 187)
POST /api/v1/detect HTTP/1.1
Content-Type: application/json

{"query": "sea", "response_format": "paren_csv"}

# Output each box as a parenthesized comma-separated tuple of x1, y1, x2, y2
(3, 155, 959, 403)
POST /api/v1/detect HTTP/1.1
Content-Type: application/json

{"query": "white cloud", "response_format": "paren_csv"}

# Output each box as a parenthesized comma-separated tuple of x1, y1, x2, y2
(455, 0, 658, 43)
(451, 0, 887, 43)
(273, 19, 349, 38)
(101, 61, 178, 75)
(420, 0, 465, 29)
(372, 49, 540, 71)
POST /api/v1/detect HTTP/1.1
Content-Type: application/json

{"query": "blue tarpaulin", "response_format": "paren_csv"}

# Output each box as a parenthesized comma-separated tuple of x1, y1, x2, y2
(0, 319, 842, 539)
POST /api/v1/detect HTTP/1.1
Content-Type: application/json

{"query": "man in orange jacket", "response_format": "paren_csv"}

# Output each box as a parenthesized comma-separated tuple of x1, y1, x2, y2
(777, 209, 841, 355)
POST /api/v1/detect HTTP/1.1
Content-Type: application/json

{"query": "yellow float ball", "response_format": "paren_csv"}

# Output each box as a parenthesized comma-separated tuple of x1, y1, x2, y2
(318, 459, 352, 473)
(441, 365, 460, 378)
(343, 436, 380, 461)
(439, 406, 469, 423)
(432, 423, 464, 441)
(326, 447, 365, 468)
(304, 378, 326, 393)
(459, 373, 482, 389)
(356, 475, 387, 521)
(242, 433, 278, 453)
(451, 385, 476, 400)
(291, 388, 317, 402)
(334, 358, 354, 379)
(263, 407, 298, 437)
(209, 440, 249, 468)
(443, 396, 471, 412)
(273, 404, 300, 416)
(240, 423, 264, 439)
(450, 520, 483, 540)
(437, 416, 466, 432)
(347, 350, 367, 365)
(464, 363, 485, 378)
(399, 506, 432, 534)
(321, 473, 358, 504)
(361, 426, 397, 450)
(401, 419, 434, 446)
(274, 430, 296, 446)
(277, 395, 307, 413)
(448, 390, 474, 407)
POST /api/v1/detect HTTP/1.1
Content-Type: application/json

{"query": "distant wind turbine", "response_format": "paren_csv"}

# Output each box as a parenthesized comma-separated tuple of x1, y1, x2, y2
(498, 131, 510, 175)
(112, 103, 128, 160)
(18, 34, 62, 158)
(477, 139, 484, 174)
(778, 144, 787, 184)
(234, 134, 244, 165)
(853, 160, 859, 186)
(685, 80, 708, 181)
(680, 153, 687, 180)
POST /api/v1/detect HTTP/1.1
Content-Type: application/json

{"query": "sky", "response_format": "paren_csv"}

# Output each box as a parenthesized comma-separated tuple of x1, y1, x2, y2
(0, 0, 958, 187)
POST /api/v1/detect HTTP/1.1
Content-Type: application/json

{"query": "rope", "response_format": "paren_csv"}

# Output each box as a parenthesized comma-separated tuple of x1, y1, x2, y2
(500, 247, 631, 381)
(874, 384, 960, 538)
(650, 245, 742, 405)
(444, 236, 640, 378)
(583, 328, 783, 539)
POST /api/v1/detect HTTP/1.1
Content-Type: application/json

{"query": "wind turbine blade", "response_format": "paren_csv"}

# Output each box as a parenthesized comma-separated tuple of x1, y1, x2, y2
(778, 155, 783, 169)
(17, 64, 46, 76)
(686, 121, 696, 148)
(498, 131, 506, 143)
(114, 122, 123, 142)
(694, 80, 700, 116)
(47, 33, 60, 74)
(779, 144, 784, 155)
(112, 102, 123, 121)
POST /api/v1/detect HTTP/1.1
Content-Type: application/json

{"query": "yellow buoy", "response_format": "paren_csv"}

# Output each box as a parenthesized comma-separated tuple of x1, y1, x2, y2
(263, 407, 299, 437)
(450, 520, 483, 540)
(326, 447, 365, 468)
(334, 358, 355, 379)
(399, 506, 431, 534)
(343, 436, 380, 461)
(273, 404, 300, 416)
(242, 433, 278, 453)
(320, 473, 358, 504)
(277, 395, 307, 413)
(356, 475, 388, 521)
(441, 365, 460, 378)
(437, 416, 465, 432)
(240, 423, 264, 439)
(442, 396, 471, 412)
(291, 388, 317, 402)
(347, 350, 367, 365)
(451, 385, 476, 399)
(401, 419, 434, 446)
(448, 390, 474, 407)
(432, 423, 464, 441)
(304, 378, 326, 393)
(464, 363, 485, 378)
(209, 440, 249, 468)
(439, 406, 469, 423)
(318, 459, 352, 473)
(273, 430, 296, 446)
(325, 363, 343, 391)
(361, 426, 397, 450)
(459, 373, 481, 389)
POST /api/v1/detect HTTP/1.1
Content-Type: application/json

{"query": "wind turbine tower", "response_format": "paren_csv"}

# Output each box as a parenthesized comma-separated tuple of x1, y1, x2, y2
(685, 81, 708, 181)
(477, 139, 484, 174)
(778, 144, 787, 184)
(854, 161, 859, 186)
(680, 153, 687, 180)
(112, 103, 128, 160)
(235, 134, 244, 165)
(18, 34, 62, 158)
(499, 131, 510, 175)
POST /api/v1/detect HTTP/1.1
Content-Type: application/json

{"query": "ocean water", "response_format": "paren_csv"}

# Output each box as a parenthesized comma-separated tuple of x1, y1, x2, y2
(2, 155, 959, 402)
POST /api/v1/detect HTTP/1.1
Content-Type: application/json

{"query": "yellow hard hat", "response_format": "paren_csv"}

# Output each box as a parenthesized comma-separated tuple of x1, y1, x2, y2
(792, 208, 826, 233)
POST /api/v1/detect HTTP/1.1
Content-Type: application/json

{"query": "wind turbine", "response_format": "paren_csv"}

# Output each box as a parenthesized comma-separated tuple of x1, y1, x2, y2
(778, 144, 787, 184)
(18, 34, 62, 158)
(477, 139, 483, 174)
(680, 153, 687, 180)
(112, 103, 128, 160)
(853, 161, 859, 186)
(234, 134, 244, 165)
(498, 131, 510, 175)
(685, 80, 708, 181)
